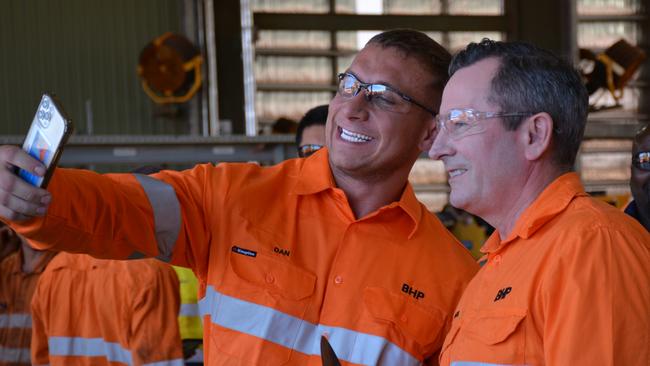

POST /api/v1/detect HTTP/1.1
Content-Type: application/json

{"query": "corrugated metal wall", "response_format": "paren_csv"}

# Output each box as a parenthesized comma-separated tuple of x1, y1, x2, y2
(0, 0, 185, 135)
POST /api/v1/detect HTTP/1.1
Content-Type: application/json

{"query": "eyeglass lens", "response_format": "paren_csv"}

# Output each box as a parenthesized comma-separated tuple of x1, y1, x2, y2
(634, 151, 650, 171)
(338, 74, 410, 113)
(298, 144, 323, 158)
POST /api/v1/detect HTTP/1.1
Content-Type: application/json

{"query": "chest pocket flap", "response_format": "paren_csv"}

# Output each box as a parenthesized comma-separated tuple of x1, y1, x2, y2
(464, 308, 527, 345)
(229, 250, 316, 301)
(363, 286, 445, 346)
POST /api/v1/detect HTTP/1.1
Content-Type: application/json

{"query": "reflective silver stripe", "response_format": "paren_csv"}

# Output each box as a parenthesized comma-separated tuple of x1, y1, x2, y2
(48, 336, 133, 365)
(179, 303, 200, 317)
(0, 313, 31, 328)
(452, 362, 515, 366)
(0, 345, 30, 363)
(199, 286, 421, 366)
(142, 359, 185, 366)
(134, 174, 181, 263)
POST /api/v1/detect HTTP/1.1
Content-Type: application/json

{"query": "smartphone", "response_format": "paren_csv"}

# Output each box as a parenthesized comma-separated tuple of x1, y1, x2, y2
(18, 94, 73, 188)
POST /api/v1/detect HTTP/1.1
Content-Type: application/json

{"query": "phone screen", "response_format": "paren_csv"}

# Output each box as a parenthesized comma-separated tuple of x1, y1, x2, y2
(19, 95, 69, 187)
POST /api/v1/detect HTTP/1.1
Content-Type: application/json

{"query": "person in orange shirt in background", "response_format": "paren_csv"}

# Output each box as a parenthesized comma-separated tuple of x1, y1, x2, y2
(0, 29, 478, 365)
(30, 253, 184, 366)
(626, 125, 650, 231)
(0, 226, 56, 365)
(429, 39, 650, 365)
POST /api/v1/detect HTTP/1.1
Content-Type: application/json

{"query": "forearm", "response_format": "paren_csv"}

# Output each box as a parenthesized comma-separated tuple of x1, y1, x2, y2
(10, 168, 159, 259)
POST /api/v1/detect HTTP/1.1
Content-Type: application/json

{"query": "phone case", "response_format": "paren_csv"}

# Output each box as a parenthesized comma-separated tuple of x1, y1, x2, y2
(19, 94, 74, 188)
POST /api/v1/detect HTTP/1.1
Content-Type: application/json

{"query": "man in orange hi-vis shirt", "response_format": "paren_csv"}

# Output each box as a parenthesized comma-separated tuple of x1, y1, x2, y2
(0, 29, 478, 365)
(429, 39, 650, 365)
(0, 228, 56, 366)
(30, 253, 184, 366)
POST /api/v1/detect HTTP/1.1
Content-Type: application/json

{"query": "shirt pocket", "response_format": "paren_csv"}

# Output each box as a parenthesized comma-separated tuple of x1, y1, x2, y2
(359, 286, 446, 361)
(210, 249, 317, 365)
(459, 308, 527, 364)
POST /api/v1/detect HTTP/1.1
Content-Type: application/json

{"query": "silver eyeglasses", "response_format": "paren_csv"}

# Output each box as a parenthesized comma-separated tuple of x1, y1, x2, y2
(337, 73, 437, 116)
(436, 108, 532, 139)
(633, 151, 650, 171)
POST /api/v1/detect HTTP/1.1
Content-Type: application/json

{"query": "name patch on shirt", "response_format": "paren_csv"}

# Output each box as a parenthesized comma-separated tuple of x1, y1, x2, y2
(273, 246, 290, 257)
(232, 246, 257, 258)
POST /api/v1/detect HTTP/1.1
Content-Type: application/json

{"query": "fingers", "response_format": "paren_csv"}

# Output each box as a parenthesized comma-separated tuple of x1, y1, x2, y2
(0, 145, 46, 175)
(0, 146, 50, 221)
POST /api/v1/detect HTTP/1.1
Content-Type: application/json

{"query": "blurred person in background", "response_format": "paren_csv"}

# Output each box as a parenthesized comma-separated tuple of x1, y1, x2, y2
(296, 104, 328, 158)
(0, 227, 56, 366)
(30, 253, 184, 365)
(626, 124, 650, 231)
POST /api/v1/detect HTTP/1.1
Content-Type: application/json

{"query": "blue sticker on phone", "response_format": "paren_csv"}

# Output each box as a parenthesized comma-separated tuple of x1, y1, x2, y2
(19, 130, 52, 186)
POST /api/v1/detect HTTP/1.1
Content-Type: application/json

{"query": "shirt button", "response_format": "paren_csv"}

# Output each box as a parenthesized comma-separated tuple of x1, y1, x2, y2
(493, 255, 502, 264)
(266, 274, 275, 284)
(400, 314, 408, 323)
(334, 275, 343, 284)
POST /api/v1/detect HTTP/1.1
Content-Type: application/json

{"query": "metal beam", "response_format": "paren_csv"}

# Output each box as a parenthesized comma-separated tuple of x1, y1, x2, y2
(214, 0, 246, 134)
(578, 14, 647, 22)
(584, 121, 645, 139)
(253, 13, 508, 32)
(504, 0, 576, 60)
(0, 135, 296, 166)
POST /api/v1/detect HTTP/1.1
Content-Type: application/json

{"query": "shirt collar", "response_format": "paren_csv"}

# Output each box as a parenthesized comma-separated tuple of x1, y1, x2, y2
(292, 147, 422, 238)
(482, 172, 587, 254)
(292, 147, 336, 196)
(396, 184, 423, 237)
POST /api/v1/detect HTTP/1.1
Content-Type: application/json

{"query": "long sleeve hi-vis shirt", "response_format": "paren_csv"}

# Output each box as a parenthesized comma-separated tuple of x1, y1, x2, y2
(11, 148, 478, 366)
(439, 173, 650, 366)
(30, 253, 184, 366)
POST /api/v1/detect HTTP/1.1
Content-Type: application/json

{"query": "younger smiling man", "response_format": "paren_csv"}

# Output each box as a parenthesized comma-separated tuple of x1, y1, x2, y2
(430, 39, 650, 366)
(0, 30, 477, 365)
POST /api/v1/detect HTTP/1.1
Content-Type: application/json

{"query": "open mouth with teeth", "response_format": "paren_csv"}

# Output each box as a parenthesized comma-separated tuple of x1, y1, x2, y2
(339, 127, 373, 143)
(448, 169, 467, 178)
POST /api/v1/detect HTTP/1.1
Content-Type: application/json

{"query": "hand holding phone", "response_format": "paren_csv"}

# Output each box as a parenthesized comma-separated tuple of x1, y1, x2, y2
(18, 94, 73, 188)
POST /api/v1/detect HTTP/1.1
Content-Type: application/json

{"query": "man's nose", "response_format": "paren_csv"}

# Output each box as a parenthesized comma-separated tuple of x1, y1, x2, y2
(429, 125, 451, 160)
(342, 90, 371, 120)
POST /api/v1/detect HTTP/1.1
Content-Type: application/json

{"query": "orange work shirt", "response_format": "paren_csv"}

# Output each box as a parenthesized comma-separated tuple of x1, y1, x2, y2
(0, 248, 56, 366)
(30, 253, 184, 366)
(440, 173, 650, 366)
(12, 149, 478, 365)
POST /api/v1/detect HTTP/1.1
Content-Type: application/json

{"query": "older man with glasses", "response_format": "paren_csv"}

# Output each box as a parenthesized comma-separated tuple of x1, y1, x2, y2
(430, 39, 650, 366)
(626, 125, 650, 231)
(0, 29, 477, 365)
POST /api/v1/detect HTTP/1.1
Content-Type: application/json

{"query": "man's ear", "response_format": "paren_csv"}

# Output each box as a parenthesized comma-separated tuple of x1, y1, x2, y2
(522, 112, 553, 161)
(418, 119, 438, 152)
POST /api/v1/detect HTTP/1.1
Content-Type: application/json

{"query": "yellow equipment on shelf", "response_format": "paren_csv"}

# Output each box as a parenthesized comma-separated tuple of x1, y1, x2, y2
(137, 32, 203, 104)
